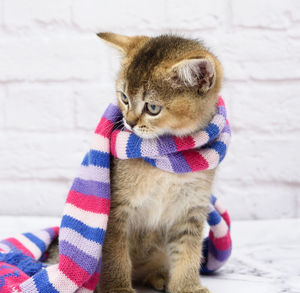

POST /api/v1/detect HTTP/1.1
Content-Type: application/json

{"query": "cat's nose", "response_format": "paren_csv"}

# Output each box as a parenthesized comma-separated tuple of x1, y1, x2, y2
(126, 120, 137, 128)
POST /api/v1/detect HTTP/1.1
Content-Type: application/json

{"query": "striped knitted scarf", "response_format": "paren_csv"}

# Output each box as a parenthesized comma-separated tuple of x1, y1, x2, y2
(0, 97, 231, 293)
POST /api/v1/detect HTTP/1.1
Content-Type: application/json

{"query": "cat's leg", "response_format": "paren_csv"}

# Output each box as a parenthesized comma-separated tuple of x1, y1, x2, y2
(97, 207, 135, 293)
(167, 206, 210, 293)
(143, 269, 168, 292)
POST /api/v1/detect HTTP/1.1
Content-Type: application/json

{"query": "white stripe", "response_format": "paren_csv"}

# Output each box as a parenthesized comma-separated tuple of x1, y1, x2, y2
(210, 218, 228, 238)
(46, 265, 79, 292)
(214, 200, 226, 215)
(14, 234, 41, 260)
(32, 230, 51, 247)
(156, 156, 173, 171)
(59, 228, 102, 259)
(206, 252, 224, 271)
(77, 164, 110, 183)
(218, 132, 231, 146)
(115, 131, 129, 159)
(90, 133, 109, 153)
(200, 149, 219, 169)
(64, 203, 108, 229)
(20, 278, 39, 293)
(210, 114, 225, 129)
(192, 130, 209, 147)
(141, 138, 160, 158)
(0, 242, 11, 252)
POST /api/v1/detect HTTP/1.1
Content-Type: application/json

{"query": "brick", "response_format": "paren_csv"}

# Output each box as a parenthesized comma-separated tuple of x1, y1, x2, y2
(71, 0, 166, 31)
(0, 86, 5, 128)
(214, 180, 297, 220)
(0, 179, 68, 216)
(226, 82, 300, 134)
(3, 0, 71, 28)
(166, 0, 226, 29)
(0, 36, 107, 81)
(217, 135, 300, 184)
(0, 131, 88, 180)
(246, 59, 300, 80)
(74, 84, 115, 129)
(231, 0, 292, 29)
(5, 85, 74, 130)
(290, 0, 300, 21)
(219, 31, 299, 62)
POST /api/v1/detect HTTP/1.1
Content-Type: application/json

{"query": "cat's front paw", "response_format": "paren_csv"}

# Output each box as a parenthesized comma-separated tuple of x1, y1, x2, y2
(168, 283, 210, 293)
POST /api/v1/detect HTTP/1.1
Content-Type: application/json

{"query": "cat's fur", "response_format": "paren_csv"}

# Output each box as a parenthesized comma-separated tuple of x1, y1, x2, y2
(94, 33, 223, 293)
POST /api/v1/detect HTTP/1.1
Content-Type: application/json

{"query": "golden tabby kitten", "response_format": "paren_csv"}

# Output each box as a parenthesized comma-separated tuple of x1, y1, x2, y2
(95, 33, 223, 293)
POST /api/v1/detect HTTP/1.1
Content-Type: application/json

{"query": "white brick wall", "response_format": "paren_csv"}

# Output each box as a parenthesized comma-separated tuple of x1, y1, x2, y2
(0, 0, 299, 220)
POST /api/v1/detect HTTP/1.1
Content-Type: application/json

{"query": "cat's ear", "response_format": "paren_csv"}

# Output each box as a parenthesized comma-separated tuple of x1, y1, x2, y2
(97, 32, 132, 54)
(170, 58, 216, 93)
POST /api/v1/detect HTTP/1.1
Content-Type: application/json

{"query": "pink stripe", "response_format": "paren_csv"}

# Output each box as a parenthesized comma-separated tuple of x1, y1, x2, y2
(59, 255, 91, 287)
(209, 230, 231, 250)
(183, 150, 209, 171)
(217, 96, 224, 106)
(66, 190, 110, 215)
(5, 237, 34, 258)
(221, 211, 231, 227)
(82, 272, 100, 290)
(110, 129, 119, 157)
(94, 117, 114, 138)
(173, 136, 195, 151)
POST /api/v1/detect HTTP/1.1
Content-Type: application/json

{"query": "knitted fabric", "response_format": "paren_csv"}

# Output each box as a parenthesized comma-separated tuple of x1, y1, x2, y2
(0, 96, 231, 292)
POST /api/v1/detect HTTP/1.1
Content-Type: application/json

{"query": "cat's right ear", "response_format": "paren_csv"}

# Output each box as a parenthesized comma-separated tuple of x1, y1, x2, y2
(97, 32, 132, 54)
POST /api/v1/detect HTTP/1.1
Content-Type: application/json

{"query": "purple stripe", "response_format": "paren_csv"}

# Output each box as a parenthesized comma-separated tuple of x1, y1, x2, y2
(208, 238, 232, 262)
(60, 240, 98, 275)
(71, 178, 110, 198)
(168, 152, 191, 173)
(102, 103, 122, 121)
(217, 105, 226, 118)
(45, 228, 56, 239)
(0, 240, 17, 251)
(206, 252, 224, 271)
(223, 123, 231, 134)
(157, 136, 177, 155)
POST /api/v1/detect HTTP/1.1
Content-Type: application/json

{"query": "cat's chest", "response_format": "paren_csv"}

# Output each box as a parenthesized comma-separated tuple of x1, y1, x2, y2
(112, 158, 215, 230)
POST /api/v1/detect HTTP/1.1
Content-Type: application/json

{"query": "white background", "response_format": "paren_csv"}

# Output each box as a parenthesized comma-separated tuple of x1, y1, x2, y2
(0, 0, 299, 220)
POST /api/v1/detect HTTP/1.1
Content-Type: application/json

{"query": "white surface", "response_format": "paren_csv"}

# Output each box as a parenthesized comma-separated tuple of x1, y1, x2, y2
(1, 217, 299, 293)
(0, 0, 299, 220)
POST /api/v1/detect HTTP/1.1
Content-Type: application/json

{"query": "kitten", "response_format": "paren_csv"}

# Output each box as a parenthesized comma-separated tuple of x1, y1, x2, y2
(95, 33, 223, 293)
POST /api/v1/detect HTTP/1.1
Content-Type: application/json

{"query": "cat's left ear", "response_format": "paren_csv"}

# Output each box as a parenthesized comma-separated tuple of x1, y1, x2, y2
(97, 32, 132, 54)
(170, 58, 216, 93)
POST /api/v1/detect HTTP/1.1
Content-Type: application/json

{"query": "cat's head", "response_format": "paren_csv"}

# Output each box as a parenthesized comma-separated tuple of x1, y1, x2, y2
(98, 33, 223, 139)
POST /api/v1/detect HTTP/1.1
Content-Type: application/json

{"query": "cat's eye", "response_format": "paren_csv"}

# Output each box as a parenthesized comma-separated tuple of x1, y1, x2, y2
(145, 103, 162, 115)
(120, 92, 129, 105)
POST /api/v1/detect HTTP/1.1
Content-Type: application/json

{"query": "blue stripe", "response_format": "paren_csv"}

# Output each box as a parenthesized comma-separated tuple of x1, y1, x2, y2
(206, 123, 220, 141)
(33, 268, 59, 293)
(71, 177, 110, 198)
(23, 233, 46, 255)
(210, 194, 217, 205)
(126, 133, 142, 158)
(60, 215, 105, 245)
(143, 157, 157, 167)
(207, 209, 221, 226)
(209, 141, 227, 162)
(82, 150, 110, 168)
